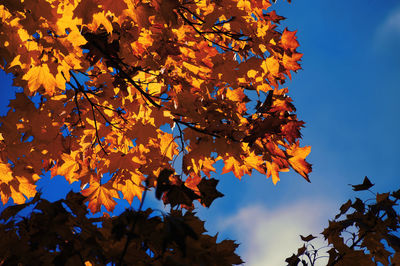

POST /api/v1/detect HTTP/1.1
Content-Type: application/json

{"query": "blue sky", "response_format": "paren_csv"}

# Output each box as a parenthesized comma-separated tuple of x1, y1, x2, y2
(1, 0, 400, 265)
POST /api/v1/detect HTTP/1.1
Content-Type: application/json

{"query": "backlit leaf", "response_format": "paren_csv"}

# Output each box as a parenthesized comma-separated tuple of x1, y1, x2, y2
(22, 64, 57, 95)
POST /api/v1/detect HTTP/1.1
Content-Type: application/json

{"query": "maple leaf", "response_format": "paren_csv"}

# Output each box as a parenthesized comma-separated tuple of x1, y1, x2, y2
(264, 10, 286, 24)
(222, 156, 244, 179)
(286, 142, 312, 182)
(244, 151, 265, 175)
(159, 132, 178, 160)
(282, 52, 303, 72)
(115, 172, 144, 204)
(266, 160, 284, 185)
(22, 64, 57, 95)
(0, 161, 14, 184)
(81, 182, 118, 213)
(300, 234, 317, 242)
(281, 28, 300, 50)
(52, 152, 80, 183)
(351, 176, 374, 191)
(263, 57, 280, 76)
(197, 178, 224, 207)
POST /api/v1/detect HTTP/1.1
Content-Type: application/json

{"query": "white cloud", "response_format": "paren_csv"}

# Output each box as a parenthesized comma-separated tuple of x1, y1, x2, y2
(381, 7, 400, 33)
(375, 6, 400, 49)
(220, 200, 335, 266)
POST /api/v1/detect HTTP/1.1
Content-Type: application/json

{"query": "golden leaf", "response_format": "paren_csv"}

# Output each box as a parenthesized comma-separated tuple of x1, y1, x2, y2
(222, 156, 244, 179)
(159, 132, 178, 160)
(22, 64, 57, 95)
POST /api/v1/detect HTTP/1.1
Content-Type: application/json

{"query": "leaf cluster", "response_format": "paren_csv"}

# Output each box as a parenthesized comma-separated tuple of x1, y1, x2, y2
(0, 0, 310, 212)
(0, 191, 242, 265)
(286, 177, 400, 266)
(155, 169, 224, 209)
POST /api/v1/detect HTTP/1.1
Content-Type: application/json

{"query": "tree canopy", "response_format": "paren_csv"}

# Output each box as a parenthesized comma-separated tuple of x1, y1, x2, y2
(0, 191, 243, 265)
(0, 0, 311, 213)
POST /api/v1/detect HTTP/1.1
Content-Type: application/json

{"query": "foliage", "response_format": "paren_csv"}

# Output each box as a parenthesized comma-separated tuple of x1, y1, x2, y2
(285, 177, 400, 266)
(0, 190, 242, 265)
(0, 0, 311, 212)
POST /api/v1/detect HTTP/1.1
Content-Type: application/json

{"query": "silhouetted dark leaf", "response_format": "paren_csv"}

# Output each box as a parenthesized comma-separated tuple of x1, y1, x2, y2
(376, 192, 390, 203)
(335, 199, 352, 219)
(392, 189, 400, 200)
(198, 178, 224, 207)
(165, 184, 200, 208)
(163, 214, 198, 256)
(351, 197, 365, 212)
(0, 192, 41, 221)
(351, 176, 374, 191)
(155, 169, 174, 200)
(300, 234, 316, 242)
(285, 253, 301, 266)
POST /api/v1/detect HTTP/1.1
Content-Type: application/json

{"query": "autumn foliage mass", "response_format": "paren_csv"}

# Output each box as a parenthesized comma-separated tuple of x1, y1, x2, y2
(0, 0, 310, 214)
(0, 0, 315, 264)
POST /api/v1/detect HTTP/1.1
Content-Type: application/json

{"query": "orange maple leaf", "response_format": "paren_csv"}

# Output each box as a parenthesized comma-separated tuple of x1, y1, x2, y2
(0, 161, 14, 184)
(115, 172, 144, 204)
(81, 182, 118, 213)
(281, 28, 300, 50)
(286, 142, 312, 182)
(282, 52, 303, 72)
(159, 132, 178, 160)
(222, 156, 244, 179)
(52, 152, 80, 183)
(244, 152, 265, 175)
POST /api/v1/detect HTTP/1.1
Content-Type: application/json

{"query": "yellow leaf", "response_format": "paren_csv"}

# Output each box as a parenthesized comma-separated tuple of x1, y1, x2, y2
(147, 82, 162, 95)
(16, 176, 36, 199)
(222, 156, 244, 179)
(53, 152, 80, 183)
(66, 28, 87, 47)
(244, 152, 265, 175)
(256, 83, 272, 93)
(265, 57, 280, 76)
(9, 185, 26, 204)
(0, 161, 14, 184)
(183, 61, 210, 75)
(199, 157, 216, 177)
(237, 0, 251, 11)
(22, 64, 57, 95)
(9, 55, 25, 68)
(266, 161, 281, 185)
(226, 88, 246, 102)
(115, 173, 143, 204)
(159, 132, 178, 160)
(91, 12, 113, 34)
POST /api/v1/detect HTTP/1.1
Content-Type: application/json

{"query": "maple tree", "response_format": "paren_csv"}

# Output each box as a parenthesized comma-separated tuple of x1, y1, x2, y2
(0, 0, 313, 264)
(285, 177, 400, 266)
(0, 0, 310, 213)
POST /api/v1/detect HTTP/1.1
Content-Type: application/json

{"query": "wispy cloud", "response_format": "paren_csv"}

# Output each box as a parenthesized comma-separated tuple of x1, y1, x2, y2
(220, 200, 335, 266)
(375, 5, 400, 50)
